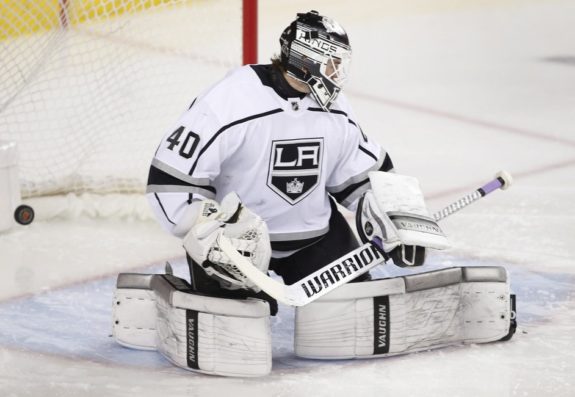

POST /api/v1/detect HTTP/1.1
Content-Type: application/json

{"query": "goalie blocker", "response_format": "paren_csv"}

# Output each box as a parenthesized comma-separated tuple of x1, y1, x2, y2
(295, 266, 516, 359)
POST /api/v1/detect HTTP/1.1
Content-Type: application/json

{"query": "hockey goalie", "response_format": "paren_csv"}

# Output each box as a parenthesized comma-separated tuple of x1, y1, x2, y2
(112, 10, 516, 377)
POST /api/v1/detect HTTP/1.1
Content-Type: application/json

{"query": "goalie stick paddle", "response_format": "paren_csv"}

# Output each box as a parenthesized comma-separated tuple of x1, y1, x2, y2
(219, 170, 513, 307)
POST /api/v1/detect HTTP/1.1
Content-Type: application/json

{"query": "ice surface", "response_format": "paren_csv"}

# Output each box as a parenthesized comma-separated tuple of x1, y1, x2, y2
(1, 0, 574, 396)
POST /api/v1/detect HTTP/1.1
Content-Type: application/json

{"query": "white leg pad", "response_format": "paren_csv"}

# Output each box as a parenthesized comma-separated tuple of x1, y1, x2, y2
(113, 272, 272, 377)
(295, 266, 513, 359)
(112, 274, 157, 350)
(151, 275, 272, 377)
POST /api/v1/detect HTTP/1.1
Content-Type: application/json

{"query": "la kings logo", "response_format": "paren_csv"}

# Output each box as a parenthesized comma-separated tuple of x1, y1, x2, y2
(267, 138, 323, 205)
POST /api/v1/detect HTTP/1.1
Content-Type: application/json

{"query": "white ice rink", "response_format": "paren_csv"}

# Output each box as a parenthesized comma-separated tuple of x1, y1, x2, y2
(1, 0, 574, 395)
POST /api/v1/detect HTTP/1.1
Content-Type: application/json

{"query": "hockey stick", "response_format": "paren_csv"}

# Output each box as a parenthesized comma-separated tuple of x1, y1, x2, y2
(433, 170, 513, 221)
(219, 171, 513, 307)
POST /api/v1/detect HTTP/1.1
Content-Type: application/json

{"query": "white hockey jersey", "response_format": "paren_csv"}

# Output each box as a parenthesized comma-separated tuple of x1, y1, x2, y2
(147, 64, 393, 253)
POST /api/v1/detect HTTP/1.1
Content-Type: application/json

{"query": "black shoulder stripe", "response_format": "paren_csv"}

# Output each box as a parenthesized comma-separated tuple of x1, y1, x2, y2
(189, 108, 284, 174)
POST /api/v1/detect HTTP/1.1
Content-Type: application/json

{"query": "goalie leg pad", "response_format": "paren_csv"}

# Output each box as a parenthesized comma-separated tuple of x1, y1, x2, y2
(112, 273, 158, 350)
(112, 273, 272, 377)
(294, 266, 513, 359)
(151, 275, 272, 377)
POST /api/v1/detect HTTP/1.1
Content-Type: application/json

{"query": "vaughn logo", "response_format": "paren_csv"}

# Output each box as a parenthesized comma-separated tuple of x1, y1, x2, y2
(186, 310, 199, 370)
(373, 295, 390, 354)
(268, 138, 323, 205)
(388, 212, 446, 236)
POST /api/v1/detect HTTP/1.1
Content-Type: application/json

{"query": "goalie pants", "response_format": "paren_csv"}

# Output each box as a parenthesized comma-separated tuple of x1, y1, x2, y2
(269, 199, 370, 285)
(186, 198, 370, 315)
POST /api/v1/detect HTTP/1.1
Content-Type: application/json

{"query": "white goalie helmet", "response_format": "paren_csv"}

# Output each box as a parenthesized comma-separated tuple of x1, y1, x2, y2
(280, 10, 352, 111)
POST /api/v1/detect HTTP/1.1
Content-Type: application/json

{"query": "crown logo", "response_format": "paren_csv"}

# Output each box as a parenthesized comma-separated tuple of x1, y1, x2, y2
(286, 178, 304, 194)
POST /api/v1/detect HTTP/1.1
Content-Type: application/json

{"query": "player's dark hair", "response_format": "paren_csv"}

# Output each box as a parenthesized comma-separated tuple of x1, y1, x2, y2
(271, 55, 285, 71)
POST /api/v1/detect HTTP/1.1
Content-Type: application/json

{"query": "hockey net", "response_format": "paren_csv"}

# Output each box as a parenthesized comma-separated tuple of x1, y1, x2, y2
(0, 0, 256, 218)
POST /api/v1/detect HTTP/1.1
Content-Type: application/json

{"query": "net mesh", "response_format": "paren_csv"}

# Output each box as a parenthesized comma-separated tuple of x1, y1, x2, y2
(0, 0, 245, 198)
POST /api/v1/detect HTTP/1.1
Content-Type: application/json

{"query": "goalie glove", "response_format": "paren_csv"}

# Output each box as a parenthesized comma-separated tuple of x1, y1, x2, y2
(183, 192, 271, 292)
(356, 172, 450, 267)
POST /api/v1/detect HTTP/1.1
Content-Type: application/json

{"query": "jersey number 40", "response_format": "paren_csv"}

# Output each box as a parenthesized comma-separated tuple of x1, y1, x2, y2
(166, 126, 200, 159)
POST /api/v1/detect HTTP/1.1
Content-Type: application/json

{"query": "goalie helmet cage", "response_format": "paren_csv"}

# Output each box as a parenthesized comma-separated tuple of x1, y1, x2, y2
(0, 0, 258, 202)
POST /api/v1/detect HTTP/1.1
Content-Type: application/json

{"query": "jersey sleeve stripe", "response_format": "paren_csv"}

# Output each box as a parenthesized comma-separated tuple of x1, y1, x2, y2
(327, 147, 386, 193)
(189, 108, 284, 174)
(146, 185, 216, 198)
(147, 160, 216, 197)
(327, 168, 371, 195)
(328, 149, 393, 206)
(151, 159, 211, 186)
(330, 178, 370, 207)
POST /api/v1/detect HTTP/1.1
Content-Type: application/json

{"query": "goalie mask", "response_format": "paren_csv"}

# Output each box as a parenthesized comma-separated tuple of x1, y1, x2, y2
(280, 10, 352, 111)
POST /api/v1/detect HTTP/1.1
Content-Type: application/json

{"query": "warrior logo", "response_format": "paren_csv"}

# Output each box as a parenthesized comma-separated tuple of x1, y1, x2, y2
(267, 138, 323, 205)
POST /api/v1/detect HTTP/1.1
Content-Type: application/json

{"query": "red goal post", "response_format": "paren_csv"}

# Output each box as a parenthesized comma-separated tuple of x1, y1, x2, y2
(243, 0, 258, 65)
(0, 0, 258, 205)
